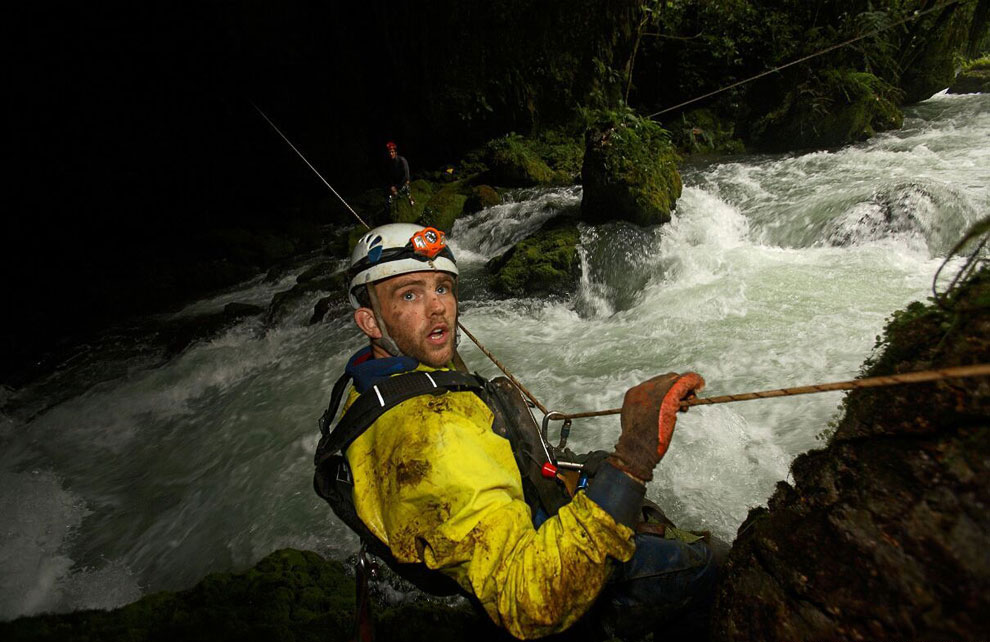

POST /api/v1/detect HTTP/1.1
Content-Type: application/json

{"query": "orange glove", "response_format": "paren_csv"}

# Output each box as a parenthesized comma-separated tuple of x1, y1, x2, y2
(608, 372, 705, 483)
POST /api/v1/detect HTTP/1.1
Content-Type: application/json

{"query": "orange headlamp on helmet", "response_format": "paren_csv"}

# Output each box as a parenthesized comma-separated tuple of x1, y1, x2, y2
(410, 227, 447, 259)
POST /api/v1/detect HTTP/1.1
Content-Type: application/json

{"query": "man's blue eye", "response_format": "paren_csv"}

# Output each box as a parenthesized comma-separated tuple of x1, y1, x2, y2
(403, 292, 415, 301)
(437, 286, 447, 294)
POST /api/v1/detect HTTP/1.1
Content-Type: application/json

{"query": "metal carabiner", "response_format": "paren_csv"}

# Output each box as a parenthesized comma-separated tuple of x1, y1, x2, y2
(541, 411, 573, 451)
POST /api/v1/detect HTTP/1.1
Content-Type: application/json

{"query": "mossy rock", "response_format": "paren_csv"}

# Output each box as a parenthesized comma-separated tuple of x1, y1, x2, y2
(948, 58, 990, 94)
(751, 69, 904, 152)
(529, 129, 585, 183)
(463, 185, 502, 214)
(0, 548, 515, 642)
(347, 224, 368, 253)
(713, 268, 990, 641)
(419, 184, 469, 234)
(486, 217, 581, 297)
(580, 112, 682, 227)
(0, 549, 355, 642)
(670, 108, 746, 155)
(484, 133, 555, 187)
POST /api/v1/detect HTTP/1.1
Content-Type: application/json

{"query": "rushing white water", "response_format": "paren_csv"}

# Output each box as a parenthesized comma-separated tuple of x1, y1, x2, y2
(1, 92, 986, 620)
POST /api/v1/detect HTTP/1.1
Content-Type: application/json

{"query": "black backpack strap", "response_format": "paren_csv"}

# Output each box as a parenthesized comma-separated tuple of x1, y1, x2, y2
(316, 370, 485, 466)
(318, 370, 353, 437)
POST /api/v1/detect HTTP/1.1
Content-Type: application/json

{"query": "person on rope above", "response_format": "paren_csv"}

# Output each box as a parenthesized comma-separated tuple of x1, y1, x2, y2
(313, 223, 719, 640)
(384, 141, 415, 214)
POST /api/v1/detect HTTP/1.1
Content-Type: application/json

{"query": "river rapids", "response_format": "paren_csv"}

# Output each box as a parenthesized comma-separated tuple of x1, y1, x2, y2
(1, 91, 987, 620)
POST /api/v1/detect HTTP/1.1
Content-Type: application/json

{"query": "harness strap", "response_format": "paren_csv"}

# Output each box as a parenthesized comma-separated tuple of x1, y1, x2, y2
(353, 544, 377, 642)
(318, 370, 353, 437)
(316, 370, 485, 463)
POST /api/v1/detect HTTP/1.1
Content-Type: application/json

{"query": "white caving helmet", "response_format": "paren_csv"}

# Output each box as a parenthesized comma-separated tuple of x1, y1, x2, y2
(348, 223, 458, 308)
(348, 223, 458, 357)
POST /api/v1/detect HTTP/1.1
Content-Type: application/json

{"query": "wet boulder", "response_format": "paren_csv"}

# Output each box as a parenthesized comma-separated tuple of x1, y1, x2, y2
(419, 183, 469, 234)
(160, 302, 264, 357)
(948, 59, 990, 94)
(0, 548, 519, 642)
(267, 270, 349, 327)
(463, 185, 502, 214)
(751, 69, 903, 152)
(712, 269, 990, 641)
(580, 113, 682, 227)
(486, 217, 581, 297)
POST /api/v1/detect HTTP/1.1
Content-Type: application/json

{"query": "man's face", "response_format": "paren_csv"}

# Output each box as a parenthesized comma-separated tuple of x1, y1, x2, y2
(388, 147, 397, 159)
(371, 270, 457, 368)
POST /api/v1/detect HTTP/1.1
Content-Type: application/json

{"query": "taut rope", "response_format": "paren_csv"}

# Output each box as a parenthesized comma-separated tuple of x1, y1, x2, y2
(560, 364, 990, 419)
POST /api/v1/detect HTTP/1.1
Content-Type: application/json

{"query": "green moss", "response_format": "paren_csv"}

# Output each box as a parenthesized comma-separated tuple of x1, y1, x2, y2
(479, 129, 584, 187)
(862, 266, 989, 379)
(752, 69, 904, 151)
(962, 56, 990, 71)
(671, 108, 746, 155)
(419, 185, 469, 233)
(347, 225, 367, 253)
(484, 133, 555, 186)
(581, 111, 682, 226)
(0, 549, 355, 642)
(486, 218, 581, 297)
(463, 185, 501, 214)
(528, 129, 585, 182)
(949, 60, 990, 94)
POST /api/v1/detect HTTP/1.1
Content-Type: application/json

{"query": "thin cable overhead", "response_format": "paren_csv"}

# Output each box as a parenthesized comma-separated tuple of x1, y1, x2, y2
(647, 1, 961, 119)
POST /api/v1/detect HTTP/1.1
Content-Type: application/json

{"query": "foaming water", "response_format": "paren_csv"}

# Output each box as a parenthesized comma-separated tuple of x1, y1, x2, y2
(692, 92, 988, 254)
(452, 185, 582, 260)
(1, 92, 986, 619)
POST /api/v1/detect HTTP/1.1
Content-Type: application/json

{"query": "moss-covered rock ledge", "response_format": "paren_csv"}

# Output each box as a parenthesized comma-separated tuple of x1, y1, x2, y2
(0, 549, 509, 642)
(949, 57, 990, 94)
(486, 217, 582, 298)
(581, 111, 682, 227)
(713, 267, 990, 641)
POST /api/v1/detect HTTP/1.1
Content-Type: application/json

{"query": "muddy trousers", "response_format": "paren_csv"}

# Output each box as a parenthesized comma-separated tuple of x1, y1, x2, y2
(599, 533, 718, 639)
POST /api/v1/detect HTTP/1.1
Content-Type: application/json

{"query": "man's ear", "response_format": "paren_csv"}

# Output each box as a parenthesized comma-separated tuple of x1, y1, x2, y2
(354, 307, 382, 340)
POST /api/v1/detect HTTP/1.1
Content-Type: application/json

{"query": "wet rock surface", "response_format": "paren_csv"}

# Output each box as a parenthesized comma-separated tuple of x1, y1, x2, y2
(162, 302, 265, 357)
(463, 185, 502, 214)
(949, 60, 990, 94)
(580, 114, 682, 227)
(486, 217, 581, 298)
(712, 268, 990, 641)
(0, 549, 514, 642)
(750, 70, 904, 152)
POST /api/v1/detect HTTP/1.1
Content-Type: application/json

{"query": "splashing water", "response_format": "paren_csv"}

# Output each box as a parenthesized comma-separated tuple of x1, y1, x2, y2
(1, 92, 987, 620)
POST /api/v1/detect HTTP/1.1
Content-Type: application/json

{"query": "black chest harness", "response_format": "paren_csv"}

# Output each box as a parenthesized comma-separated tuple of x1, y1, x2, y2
(313, 367, 603, 595)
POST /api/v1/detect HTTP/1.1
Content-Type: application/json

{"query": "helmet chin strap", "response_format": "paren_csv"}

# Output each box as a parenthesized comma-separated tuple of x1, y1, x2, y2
(366, 284, 405, 358)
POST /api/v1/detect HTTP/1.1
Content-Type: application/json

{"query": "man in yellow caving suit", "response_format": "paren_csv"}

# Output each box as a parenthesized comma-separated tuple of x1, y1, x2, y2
(319, 223, 717, 639)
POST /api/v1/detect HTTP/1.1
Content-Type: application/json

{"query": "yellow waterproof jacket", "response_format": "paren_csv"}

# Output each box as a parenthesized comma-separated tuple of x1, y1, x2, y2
(344, 363, 636, 639)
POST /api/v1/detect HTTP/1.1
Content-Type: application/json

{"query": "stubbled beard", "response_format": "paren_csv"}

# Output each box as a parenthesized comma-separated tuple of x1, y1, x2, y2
(390, 311, 457, 368)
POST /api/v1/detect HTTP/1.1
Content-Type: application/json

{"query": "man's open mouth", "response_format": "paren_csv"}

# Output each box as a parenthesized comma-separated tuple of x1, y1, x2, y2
(428, 325, 447, 343)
